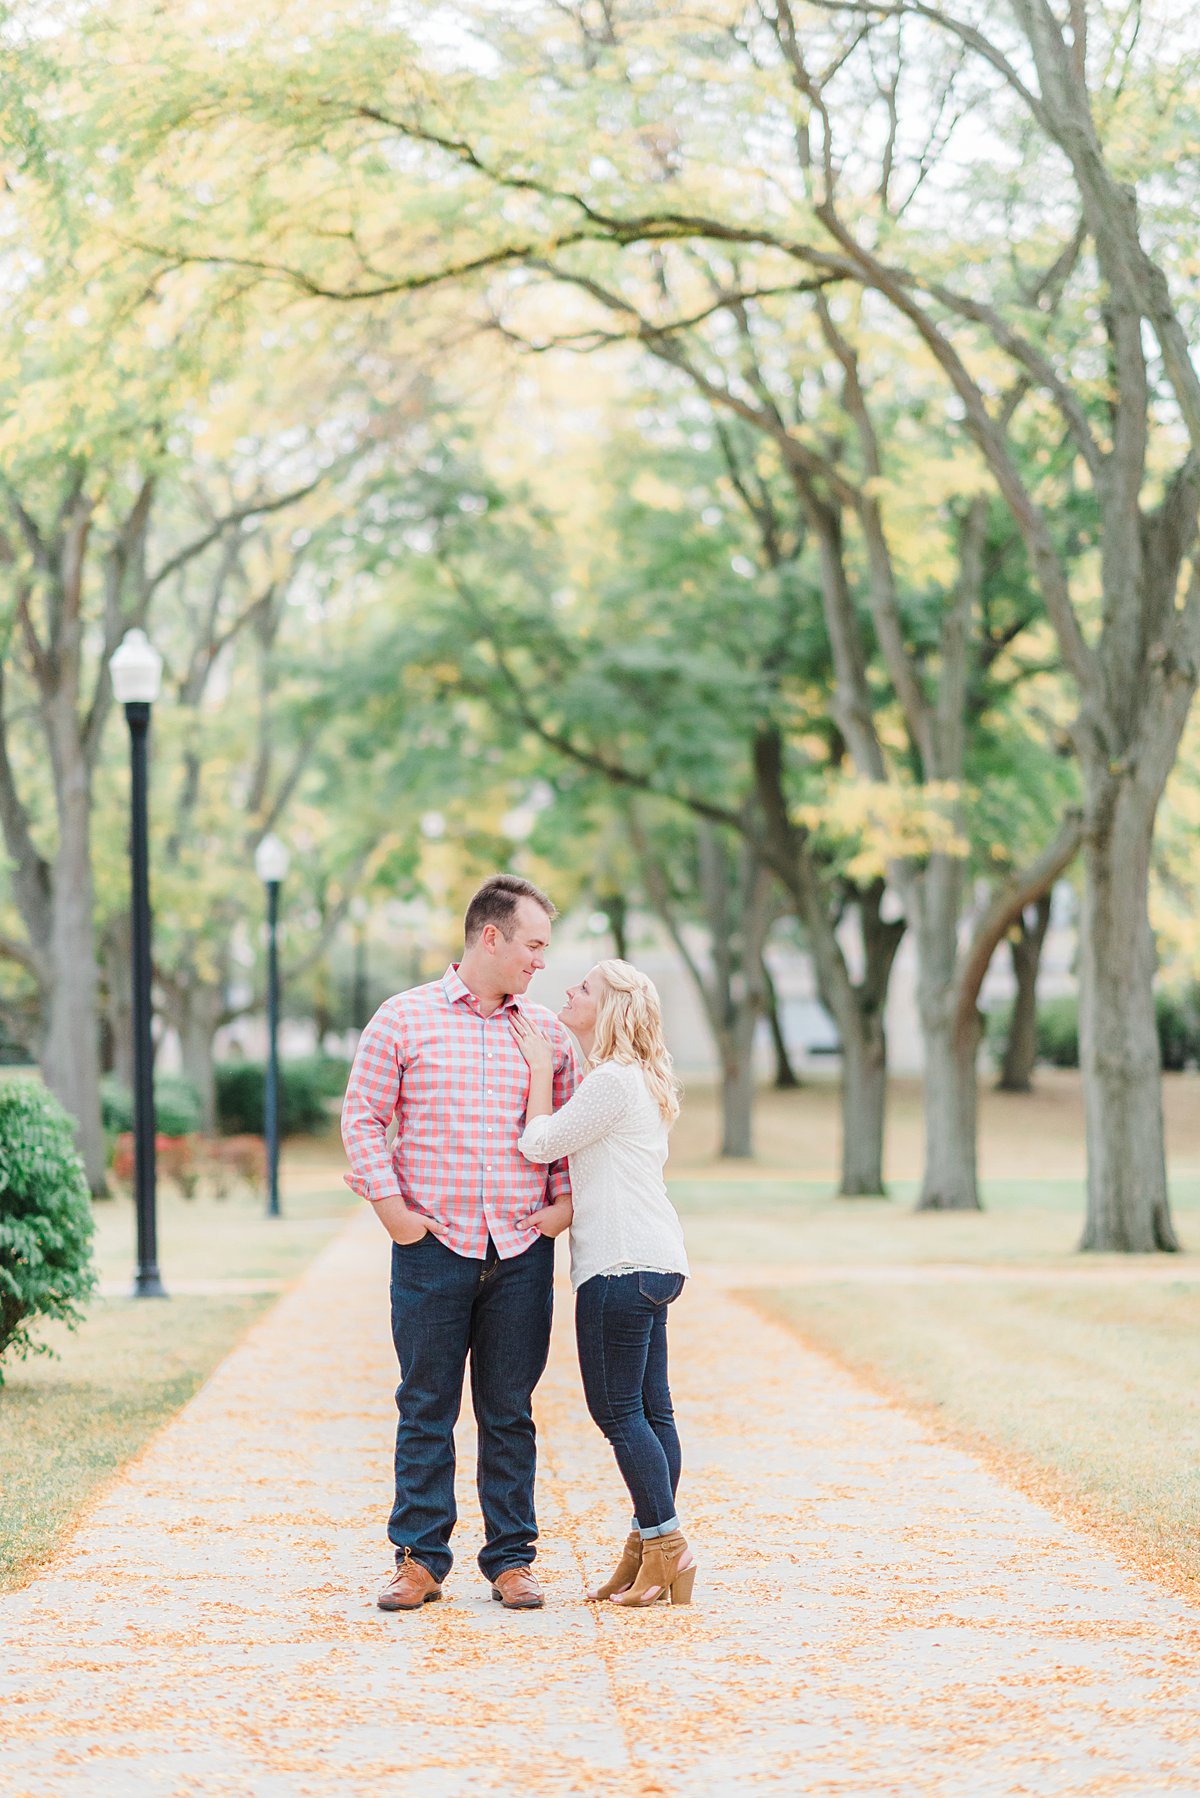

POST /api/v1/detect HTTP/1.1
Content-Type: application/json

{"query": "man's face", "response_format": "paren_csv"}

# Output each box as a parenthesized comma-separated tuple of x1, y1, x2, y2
(487, 897, 552, 996)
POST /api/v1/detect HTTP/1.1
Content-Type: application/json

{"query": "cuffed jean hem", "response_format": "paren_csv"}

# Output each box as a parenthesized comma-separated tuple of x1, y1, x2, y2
(638, 1514, 680, 1540)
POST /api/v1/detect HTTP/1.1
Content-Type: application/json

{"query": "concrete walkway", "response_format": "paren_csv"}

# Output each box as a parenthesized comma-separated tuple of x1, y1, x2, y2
(3, 1210, 1200, 1797)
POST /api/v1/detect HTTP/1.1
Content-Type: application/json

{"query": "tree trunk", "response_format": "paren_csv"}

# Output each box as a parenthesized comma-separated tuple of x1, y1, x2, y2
(178, 985, 224, 1136)
(762, 958, 801, 1089)
(597, 890, 629, 962)
(717, 1038, 756, 1158)
(1079, 778, 1178, 1251)
(104, 915, 135, 1089)
(837, 1004, 887, 1194)
(41, 810, 107, 1193)
(907, 851, 983, 1211)
(751, 731, 901, 1194)
(918, 1006, 982, 1210)
(998, 894, 1052, 1093)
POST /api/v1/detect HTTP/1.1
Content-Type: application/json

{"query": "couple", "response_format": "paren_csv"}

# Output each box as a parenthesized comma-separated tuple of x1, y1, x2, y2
(340, 873, 696, 1613)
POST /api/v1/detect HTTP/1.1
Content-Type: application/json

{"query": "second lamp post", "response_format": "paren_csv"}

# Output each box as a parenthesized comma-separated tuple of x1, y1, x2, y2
(255, 833, 289, 1219)
(109, 627, 166, 1299)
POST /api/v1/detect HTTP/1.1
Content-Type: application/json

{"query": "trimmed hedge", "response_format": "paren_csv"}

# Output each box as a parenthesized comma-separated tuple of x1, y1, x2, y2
(987, 988, 1200, 1071)
(100, 1073, 204, 1139)
(0, 1080, 96, 1381)
(214, 1056, 338, 1138)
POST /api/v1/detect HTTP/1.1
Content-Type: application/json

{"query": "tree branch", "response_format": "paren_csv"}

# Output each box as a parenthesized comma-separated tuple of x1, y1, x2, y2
(954, 808, 1083, 1042)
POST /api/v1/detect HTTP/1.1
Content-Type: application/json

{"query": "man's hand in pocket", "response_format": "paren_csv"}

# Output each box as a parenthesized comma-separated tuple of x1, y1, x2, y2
(372, 1192, 431, 1246)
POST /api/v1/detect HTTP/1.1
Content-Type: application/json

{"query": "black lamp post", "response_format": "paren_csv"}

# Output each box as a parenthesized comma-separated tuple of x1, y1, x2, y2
(110, 628, 166, 1299)
(255, 832, 289, 1219)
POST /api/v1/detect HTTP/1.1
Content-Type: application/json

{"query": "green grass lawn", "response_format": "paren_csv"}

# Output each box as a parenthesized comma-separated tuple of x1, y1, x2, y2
(0, 1162, 355, 1590)
(671, 1172, 1200, 1266)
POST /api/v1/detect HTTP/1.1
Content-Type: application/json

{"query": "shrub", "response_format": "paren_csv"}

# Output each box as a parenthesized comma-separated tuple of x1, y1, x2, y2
(1156, 987, 1200, 1072)
(1036, 995, 1081, 1068)
(0, 1022, 32, 1068)
(100, 1074, 133, 1136)
(101, 1073, 203, 1141)
(153, 1075, 203, 1138)
(0, 1081, 96, 1381)
(296, 1053, 352, 1102)
(214, 1058, 328, 1138)
(987, 987, 1200, 1073)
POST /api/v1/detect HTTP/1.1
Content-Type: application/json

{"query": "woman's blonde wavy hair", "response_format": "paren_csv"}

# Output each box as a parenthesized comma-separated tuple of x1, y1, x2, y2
(589, 959, 681, 1125)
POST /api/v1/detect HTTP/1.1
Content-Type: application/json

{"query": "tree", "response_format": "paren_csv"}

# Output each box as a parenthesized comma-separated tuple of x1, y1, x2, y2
(35, 0, 1200, 1239)
(629, 804, 776, 1158)
(760, 0, 1200, 1247)
(336, 423, 909, 1183)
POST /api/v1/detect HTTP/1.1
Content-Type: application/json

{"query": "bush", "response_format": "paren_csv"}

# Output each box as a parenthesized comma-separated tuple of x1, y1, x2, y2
(153, 1075, 204, 1138)
(987, 986, 1200, 1073)
(0, 1081, 96, 1381)
(100, 1074, 133, 1136)
(1036, 995, 1081, 1068)
(101, 1073, 203, 1140)
(296, 1053, 352, 1102)
(214, 1058, 329, 1138)
(1156, 987, 1200, 1072)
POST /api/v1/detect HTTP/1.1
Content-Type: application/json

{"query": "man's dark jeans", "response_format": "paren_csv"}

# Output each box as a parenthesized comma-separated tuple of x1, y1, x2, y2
(574, 1270, 685, 1535)
(388, 1229, 553, 1583)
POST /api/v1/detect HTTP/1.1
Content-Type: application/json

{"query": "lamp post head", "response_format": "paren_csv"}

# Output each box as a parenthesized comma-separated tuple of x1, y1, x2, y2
(110, 629, 163, 705)
(255, 833, 290, 885)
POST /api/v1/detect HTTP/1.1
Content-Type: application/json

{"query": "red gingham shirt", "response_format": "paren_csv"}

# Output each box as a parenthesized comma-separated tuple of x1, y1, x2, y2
(341, 964, 581, 1259)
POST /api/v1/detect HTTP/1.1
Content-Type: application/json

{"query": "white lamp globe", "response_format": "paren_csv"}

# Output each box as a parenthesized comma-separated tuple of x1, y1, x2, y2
(255, 833, 291, 884)
(110, 629, 163, 705)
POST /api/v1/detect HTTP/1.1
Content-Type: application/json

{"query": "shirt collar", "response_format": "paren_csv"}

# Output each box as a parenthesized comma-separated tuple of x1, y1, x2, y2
(442, 964, 520, 1015)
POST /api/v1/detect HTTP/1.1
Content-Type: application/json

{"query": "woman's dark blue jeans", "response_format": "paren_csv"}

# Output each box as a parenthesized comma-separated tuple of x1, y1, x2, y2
(574, 1270, 685, 1538)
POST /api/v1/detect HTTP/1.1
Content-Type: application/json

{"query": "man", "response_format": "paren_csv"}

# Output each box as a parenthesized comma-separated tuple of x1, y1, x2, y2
(341, 873, 580, 1612)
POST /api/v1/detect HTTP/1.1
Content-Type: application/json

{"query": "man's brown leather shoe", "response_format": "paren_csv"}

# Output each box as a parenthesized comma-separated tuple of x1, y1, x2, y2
(490, 1566, 545, 1609)
(378, 1551, 442, 1611)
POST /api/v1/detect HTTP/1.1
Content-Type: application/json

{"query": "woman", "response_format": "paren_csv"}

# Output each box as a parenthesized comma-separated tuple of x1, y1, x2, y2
(511, 958, 696, 1607)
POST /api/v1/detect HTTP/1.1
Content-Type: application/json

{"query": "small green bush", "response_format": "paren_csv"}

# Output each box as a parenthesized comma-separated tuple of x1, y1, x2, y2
(293, 1053, 352, 1102)
(1036, 995, 1081, 1068)
(153, 1075, 203, 1138)
(214, 1058, 328, 1137)
(1156, 986, 1200, 1072)
(100, 1074, 133, 1136)
(0, 1081, 96, 1381)
(987, 987, 1200, 1072)
(101, 1073, 203, 1140)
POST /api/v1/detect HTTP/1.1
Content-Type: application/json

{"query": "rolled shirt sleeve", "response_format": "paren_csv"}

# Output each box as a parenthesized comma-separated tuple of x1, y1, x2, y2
(341, 998, 406, 1203)
(520, 1063, 631, 1165)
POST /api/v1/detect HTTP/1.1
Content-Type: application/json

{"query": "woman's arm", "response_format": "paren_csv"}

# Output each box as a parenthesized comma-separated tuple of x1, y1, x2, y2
(526, 1056, 554, 1124)
(516, 1064, 631, 1163)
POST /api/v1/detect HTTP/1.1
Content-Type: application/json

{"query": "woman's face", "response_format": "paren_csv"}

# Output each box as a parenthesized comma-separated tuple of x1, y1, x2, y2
(560, 965, 603, 1036)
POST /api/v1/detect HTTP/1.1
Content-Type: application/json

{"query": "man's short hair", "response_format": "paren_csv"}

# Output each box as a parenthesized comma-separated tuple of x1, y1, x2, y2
(464, 874, 557, 945)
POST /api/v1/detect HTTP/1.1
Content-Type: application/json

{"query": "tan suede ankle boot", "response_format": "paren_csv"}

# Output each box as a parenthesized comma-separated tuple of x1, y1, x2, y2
(609, 1530, 696, 1607)
(587, 1531, 643, 1601)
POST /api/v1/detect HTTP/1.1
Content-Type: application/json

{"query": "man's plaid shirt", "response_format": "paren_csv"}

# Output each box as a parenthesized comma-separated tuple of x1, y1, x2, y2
(341, 964, 581, 1259)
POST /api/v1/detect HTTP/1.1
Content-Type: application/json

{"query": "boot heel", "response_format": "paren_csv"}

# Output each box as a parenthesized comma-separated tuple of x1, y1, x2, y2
(669, 1563, 696, 1605)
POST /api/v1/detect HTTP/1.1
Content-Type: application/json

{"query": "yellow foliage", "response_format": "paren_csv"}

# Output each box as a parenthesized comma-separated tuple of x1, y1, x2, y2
(794, 777, 968, 879)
